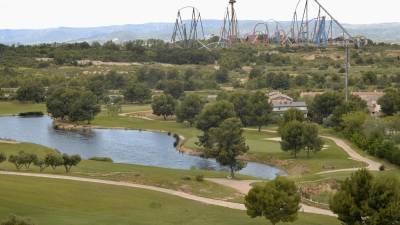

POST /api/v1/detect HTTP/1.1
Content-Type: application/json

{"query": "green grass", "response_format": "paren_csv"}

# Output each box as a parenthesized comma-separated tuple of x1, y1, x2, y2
(0, 175, 340, 225)
(93, 108, 364, 175)
(0, 102, 366, 176)
(0, 101, 45, 115)
(0, 143, 245, 202)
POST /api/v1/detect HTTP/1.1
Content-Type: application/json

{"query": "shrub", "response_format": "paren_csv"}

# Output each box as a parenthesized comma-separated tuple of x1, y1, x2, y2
(8, 152, 37, 170)
(195, 175, 204, 182)
(18, 112, 44, 117)
(0, 152, 6, 163)
(0, 215, 35, 225)
(181, 176, 191, 181)
(89, 157, 113, 163)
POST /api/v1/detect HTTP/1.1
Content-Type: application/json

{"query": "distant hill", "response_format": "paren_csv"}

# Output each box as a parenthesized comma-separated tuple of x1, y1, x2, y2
(1, 20, 400, 45)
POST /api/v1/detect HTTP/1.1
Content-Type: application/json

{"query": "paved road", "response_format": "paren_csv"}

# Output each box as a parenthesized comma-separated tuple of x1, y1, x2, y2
(0, 171, 336, 217)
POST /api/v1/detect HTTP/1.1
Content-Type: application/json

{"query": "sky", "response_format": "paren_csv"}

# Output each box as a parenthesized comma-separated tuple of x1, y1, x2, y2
(0, 0, 399, 29)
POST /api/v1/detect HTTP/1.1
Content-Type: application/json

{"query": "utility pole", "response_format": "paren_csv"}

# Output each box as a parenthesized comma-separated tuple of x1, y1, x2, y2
(345, 40, 350, 102)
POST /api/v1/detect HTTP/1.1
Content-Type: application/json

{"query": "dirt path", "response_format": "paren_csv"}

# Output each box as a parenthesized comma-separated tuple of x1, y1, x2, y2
(119, 111, 154, 121)
(320, 136, 381, 172)
(206, 178, 336, 217)
(243, 128, 381, 173)
(0, 171, 336, 217)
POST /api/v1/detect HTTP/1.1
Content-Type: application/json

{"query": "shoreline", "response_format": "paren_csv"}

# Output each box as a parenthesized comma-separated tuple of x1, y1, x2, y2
(52, 119, 288, 173)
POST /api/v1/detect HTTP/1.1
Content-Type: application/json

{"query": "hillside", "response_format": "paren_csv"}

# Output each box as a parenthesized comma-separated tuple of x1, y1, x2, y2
(1, 20, 400, 45)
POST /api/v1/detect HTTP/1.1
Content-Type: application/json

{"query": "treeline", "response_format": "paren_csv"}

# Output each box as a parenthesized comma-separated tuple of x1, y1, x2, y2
(0, 40, 217, 67)
(307, 91, 400, 166)
(0, 151, 81, 173)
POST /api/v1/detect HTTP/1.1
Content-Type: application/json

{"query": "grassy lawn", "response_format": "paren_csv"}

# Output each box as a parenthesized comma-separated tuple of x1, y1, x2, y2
(0, 143, 245, 202)
(0, 175, 340, 225)
(94, 112, 363, 175)
(0, 101, 46, 115)
(244, 131, 365, 175)
(0, 102, 366, 176)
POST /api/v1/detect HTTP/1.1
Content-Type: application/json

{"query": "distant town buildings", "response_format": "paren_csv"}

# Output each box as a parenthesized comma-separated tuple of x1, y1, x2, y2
(299, 90, 385, 116)
(267, 91, 308, 116)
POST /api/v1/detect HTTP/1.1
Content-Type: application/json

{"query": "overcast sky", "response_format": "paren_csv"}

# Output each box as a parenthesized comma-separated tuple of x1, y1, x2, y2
(0, 0, 399, 29)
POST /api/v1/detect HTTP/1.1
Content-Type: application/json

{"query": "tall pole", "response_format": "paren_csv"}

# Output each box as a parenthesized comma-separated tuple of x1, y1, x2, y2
(306, 0, 309, 43)
(345, 40, 350, 102)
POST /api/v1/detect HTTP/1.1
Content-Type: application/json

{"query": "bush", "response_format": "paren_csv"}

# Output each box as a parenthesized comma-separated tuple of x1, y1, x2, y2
(181, 176, 191, 181)
(18, 112, 44, 117)
(195, 175, 204, 182)
(8, 152, 37, 170)
(1, 215, 35, 225)
(89, 157, 113, 163)
(0, 152, 6, 163)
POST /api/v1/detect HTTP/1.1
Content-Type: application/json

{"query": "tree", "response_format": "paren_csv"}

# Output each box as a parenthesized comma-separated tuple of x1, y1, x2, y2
(208, 118, 249, 178)
(309, 92, 344, 124)
(330, 95, 368, 128)
(62, 154, 82, 173)
(0, 215, 35, 225)
(33, 158, 47, 172)
(229, 92, 253, 126)
(214, 68, 230, 84)
(196, 101, 236, 148)
(161, 80, 185, 99)
(46, 87, 79, 120)
(44, 153, 64, 170)
(124, 83, 152, 103)
(249, 67, 263, 79)
(68, 91, 101, 123)
(151, 94, 176, 120)
(330, 169, 400, 225)
(250, 91, 272, 131)
(282, 108, 304, 124)
(378, 90, 400, 116)
(175, 94, 204, 126)
(245, 176, 301, 225)
(280, 121, 304, 158)
(8, 152, 37, 170)
(86, 77, 106, 100)
(0, 152, 6, 164)
(340, 111, 368, 137)
(46, 87, 100, 123)
(16, 82, 45, 103)
(106, 102, 122, 117)
(302, 123, 323, 158)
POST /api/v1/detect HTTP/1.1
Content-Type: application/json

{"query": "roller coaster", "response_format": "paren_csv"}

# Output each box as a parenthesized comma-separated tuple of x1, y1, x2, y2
(171, 0, 359, 48)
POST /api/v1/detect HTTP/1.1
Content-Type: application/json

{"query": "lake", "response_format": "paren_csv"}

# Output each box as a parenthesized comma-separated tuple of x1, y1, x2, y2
(0, 116, 285, 179)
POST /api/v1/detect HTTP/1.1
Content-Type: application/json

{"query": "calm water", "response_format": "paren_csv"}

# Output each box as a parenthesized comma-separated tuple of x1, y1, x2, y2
(0, 116, 285, 179)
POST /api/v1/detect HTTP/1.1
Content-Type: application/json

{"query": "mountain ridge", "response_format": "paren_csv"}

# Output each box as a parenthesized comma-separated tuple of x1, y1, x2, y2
(1, 20, 400, 45)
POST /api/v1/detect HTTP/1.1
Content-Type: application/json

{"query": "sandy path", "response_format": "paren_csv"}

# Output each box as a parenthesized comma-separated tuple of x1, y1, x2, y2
(243, 128, 381, 173)
(0, 171, 336, 216)
(320, 136, 381, 172)
(0, 171, 244, 210)
(206, 178, 336, 217)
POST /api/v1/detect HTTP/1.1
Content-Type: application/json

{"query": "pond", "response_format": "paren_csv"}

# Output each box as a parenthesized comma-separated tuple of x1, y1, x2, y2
(0, 116, 286, 179)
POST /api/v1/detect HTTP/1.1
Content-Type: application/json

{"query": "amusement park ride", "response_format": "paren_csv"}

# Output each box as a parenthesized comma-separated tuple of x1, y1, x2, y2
(170, 0, 358, 101)
(171, 0, 364, 49)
